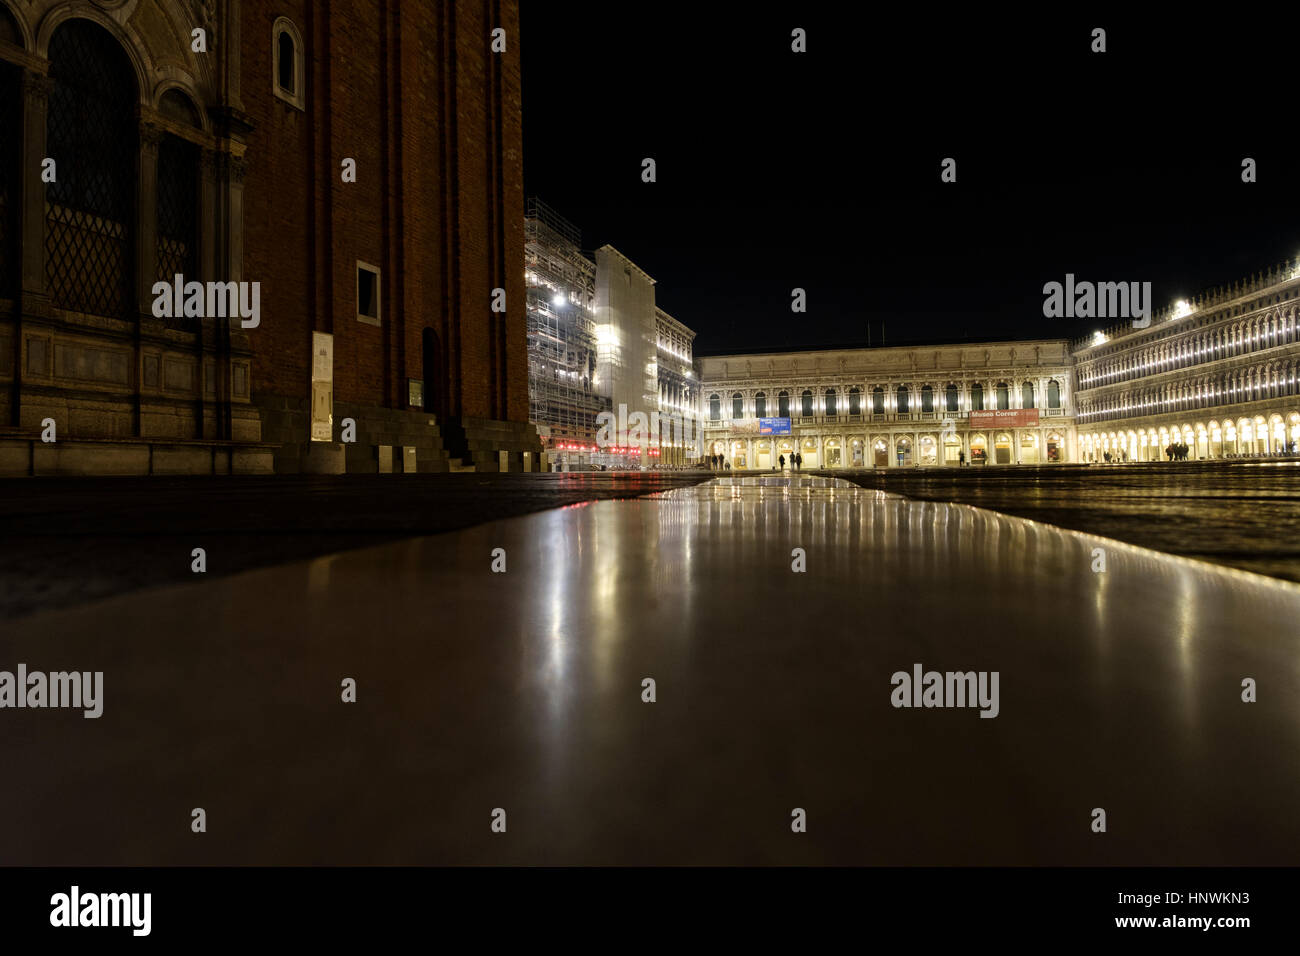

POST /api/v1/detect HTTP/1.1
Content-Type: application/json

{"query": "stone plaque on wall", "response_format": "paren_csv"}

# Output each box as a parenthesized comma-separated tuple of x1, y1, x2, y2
(311, 331, 333, 442)
(54, 343, 129, 385)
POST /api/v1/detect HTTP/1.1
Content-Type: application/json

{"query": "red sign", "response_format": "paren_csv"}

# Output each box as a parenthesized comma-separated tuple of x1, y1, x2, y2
(969, 409, 1039, 428)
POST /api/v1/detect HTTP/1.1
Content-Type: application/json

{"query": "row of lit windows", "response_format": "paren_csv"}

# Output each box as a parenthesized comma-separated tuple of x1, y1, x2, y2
(707, 381, 1064, 420)
(1078, 365, 1298, 422)
(1080, 312, 1298, 388)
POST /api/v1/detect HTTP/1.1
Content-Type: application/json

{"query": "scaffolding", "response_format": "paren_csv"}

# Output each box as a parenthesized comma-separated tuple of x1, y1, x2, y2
(525, 199, 610, 465)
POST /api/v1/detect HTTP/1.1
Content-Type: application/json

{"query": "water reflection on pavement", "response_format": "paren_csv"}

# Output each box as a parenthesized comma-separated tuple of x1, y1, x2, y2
(3, 476, 1297, 866)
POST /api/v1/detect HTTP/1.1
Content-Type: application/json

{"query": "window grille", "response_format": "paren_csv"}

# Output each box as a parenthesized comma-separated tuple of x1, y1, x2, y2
(44, 20, 138, 318)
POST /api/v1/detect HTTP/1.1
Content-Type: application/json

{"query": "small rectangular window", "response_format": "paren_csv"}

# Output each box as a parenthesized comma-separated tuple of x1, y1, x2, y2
(357, 261, 381, 325)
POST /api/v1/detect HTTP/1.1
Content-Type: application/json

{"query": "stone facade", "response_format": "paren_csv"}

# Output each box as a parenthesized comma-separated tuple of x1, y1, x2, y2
(699, 341, 1076, 468)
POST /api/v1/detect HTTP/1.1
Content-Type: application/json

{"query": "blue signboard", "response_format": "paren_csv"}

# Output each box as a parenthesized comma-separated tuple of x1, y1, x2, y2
(759, 418, 792, 435)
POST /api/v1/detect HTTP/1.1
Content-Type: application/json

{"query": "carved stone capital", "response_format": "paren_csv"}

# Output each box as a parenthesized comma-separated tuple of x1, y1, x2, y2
(22, 71, 54, 106)
(139, 121, 166, 151)
(208, 150, 248, 184)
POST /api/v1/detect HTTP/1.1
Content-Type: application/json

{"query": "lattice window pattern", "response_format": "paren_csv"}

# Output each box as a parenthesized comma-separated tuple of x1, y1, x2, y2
(44, 19, 138, 318)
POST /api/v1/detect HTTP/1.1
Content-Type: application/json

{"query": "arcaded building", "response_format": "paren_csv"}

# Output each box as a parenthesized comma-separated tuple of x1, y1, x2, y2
(1073, 260, 1300, 461)
(699, 341, 1076, 468)
(0, 0, 538, 475)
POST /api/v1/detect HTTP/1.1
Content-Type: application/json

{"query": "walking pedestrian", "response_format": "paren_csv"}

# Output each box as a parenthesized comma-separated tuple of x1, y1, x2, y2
(779, 454, 785, 469)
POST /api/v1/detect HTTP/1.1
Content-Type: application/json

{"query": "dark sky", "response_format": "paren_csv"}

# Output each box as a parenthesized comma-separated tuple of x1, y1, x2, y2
(520, 5, 1299, 355)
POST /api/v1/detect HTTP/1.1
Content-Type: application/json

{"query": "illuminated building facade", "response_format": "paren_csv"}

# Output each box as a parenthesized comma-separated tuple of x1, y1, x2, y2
(526, 205, 700, 469)
(525, 199, 607, 464)
(652, 305, 700, 467)
(699, 341, 1075, 468)
(1073, 259, 1300, 461)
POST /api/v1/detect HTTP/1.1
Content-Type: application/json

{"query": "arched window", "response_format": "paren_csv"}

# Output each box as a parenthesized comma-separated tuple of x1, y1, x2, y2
(921, 384, 934, 413)
(778, 390, 790, 418)
(825, 388, 837, 415)
(1021, 381, 1035, 409)
(755, 391, 767, 418)
(708, 393, 720, 421)
(45, 19, 138, 318)
(273, 17, 305, 109)
(945, 383, 958, 412)
(732, 392, 743, 419)
(1047, 380, 1061, 408)
(896, 385, 909, 413)
(996, 382, 1010, 410)
(849, 386, 861, 415)
(801, 389, 813, 417)
(872, 386, 885, 414)
(971, 383, 984, 411)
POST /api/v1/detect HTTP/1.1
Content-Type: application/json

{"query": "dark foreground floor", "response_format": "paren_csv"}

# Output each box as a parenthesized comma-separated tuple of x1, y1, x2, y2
(0, 472, 709, 621)
(825, 460, 1300, 582)
(3, 476, 1296, 865)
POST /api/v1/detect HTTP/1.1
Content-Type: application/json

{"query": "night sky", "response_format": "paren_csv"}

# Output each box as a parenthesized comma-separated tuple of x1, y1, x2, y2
(520, 5, 1299, 355)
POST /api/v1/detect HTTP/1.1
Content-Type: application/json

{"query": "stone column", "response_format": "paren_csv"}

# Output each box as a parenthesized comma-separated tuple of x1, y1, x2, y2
(19, 70, 51, 304)
(207, 145, 251, 441)
(137, 122, 163, 314)
(13, 69, 53, 427)
(134, 122, 165, 438)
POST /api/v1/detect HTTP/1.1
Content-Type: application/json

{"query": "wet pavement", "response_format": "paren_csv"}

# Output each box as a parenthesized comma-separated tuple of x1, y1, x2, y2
(0, 472, 710, 621)
(831, 460, 1300, 582)
(3, 475, 1297, 866)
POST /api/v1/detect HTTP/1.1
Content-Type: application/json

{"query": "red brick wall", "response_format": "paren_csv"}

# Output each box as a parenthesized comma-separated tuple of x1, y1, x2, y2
(242, 0, 528, 425)
(242, 0, 313, 404)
